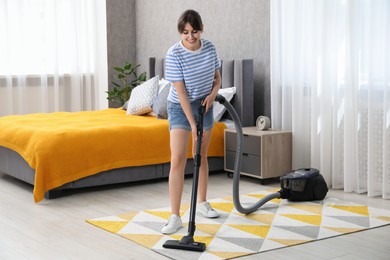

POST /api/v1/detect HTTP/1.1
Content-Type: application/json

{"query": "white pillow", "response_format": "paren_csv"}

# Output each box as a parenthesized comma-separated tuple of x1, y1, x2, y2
(126, 76, 159, 115)
(213, 86, 236, 122)
(158, 78, 171, 93)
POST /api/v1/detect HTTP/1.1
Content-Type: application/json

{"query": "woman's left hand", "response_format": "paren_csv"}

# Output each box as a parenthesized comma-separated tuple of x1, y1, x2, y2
(202, 94, 216, 113)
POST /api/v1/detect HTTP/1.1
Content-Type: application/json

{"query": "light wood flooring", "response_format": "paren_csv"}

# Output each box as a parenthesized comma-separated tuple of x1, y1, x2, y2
(1, 171, 390, 259)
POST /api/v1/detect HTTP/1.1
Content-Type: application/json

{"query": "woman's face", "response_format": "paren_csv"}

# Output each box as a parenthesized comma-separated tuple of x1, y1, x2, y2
(181, 23, 202, 51)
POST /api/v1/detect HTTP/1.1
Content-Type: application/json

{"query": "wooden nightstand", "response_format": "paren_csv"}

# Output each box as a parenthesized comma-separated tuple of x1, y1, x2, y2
(224, 127, 292, 181)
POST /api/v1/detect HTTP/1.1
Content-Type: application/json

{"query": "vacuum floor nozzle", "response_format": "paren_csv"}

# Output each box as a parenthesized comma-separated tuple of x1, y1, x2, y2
(163, 239, 206, 252)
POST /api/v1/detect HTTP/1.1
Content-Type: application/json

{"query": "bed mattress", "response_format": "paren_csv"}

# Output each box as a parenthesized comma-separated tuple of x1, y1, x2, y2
(0, 108, 225, 202)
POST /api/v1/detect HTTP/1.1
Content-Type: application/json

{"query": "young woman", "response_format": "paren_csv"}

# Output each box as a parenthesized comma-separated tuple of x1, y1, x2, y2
(161, 9, 222, 234)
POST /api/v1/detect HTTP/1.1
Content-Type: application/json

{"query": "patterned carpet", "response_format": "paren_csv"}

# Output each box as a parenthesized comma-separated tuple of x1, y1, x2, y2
(87, 188, 390, 259)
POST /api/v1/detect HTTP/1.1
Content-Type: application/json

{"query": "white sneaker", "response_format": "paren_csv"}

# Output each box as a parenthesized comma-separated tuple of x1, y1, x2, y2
(161, 214, 183, 234)
(197, 201, 219, 218)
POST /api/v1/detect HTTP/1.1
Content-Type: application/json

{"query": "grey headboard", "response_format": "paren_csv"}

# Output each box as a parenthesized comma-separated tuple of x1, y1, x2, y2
(149, 57, 254, 127)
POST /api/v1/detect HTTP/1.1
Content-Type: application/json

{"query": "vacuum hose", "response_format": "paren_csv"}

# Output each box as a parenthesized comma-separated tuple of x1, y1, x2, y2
(215, 94, 282, 214)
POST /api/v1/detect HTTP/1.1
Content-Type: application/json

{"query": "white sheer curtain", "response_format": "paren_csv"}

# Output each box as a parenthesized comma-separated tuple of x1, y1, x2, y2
(271, 0, 390, 199)
(0, 0, 108, 116)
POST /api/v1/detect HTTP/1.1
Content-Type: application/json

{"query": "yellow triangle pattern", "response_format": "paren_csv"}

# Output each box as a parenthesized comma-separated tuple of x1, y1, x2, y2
(378, 216, 390, 222)
(117, 212, 138, 221)
(228, 224, 270, 238)
(86, 220, 128, 234)
(209, 251, 253, 259)
(330, 205, 369, 216)
(210, 202, 235, 213)
(281, 214, 322, 226)
(221, 195, 233, 201)
(145, 207, 188, 220)
(246, 193, 281, 203)
(270, 238, 309, 246)
(246, 193, 267, 199)
(144, 211, 172, 220)
(245, 213, 275, 225)
(194, 235, 214, 247)
(324, 226, 364, 233)
(287, 204, 323, 215)
(169, 234, 184, 240)
(120, 234, 163, 249)
(196, 224, 223, 236)
(266, 187, 282, 193)
(180, 204, 190, 212)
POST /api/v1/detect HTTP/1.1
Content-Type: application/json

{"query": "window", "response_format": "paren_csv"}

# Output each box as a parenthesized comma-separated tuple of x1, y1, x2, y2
(0, 0, 96, 75)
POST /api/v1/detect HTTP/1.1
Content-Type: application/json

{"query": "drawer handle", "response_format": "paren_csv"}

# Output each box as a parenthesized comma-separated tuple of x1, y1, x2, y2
(243, 134, 249, 137)
(242, 153, 249, 156)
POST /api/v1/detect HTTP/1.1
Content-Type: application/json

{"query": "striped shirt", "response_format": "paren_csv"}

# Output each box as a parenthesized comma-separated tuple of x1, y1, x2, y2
(165, 39, 221, 103)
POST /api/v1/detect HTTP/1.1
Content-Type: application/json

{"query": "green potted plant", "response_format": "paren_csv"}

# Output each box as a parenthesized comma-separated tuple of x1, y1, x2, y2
(107, 62, 147, 106)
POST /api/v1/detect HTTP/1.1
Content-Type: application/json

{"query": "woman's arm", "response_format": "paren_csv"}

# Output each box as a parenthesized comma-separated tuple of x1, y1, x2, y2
(202, 69, 221, 113)
(172, 81, 198, 137)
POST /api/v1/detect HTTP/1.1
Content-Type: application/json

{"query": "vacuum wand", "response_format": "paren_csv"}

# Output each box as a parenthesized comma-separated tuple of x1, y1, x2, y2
(187, 103, 204, 236)
(162, 102, 206, 252)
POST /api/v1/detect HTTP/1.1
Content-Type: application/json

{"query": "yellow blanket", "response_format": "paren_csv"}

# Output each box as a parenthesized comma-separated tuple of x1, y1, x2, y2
(0, 109, 226, 202)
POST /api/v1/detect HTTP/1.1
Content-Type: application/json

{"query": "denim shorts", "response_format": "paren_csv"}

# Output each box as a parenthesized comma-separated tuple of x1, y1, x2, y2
(167, 98, 214, 131)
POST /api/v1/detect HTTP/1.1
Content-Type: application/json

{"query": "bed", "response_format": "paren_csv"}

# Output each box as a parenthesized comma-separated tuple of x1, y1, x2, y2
(0, 58, 254, 202)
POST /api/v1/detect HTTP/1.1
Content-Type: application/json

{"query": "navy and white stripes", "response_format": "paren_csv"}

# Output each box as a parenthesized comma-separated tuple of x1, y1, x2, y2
(165, 39, 221, 103)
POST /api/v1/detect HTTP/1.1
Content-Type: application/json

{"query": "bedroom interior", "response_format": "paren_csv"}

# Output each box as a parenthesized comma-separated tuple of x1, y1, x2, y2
(1, 0, 389, 259)
(0, 57, 253, 202)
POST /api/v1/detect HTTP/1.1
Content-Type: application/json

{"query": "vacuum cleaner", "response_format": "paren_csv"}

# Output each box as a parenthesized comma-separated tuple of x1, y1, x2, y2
(163, 94, 329, 251)
(163, 103, 207, 252)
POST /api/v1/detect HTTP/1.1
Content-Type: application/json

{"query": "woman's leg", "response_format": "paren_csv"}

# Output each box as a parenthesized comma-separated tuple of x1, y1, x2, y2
(169, 129, 190, 215)
(193, 129, 213, 203)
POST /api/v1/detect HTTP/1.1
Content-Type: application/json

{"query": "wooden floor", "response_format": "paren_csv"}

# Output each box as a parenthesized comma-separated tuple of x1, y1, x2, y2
(1, 171, 390, 260)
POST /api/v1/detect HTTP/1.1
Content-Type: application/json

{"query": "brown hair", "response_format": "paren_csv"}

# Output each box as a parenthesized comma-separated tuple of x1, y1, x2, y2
(177, 9, 203, 33)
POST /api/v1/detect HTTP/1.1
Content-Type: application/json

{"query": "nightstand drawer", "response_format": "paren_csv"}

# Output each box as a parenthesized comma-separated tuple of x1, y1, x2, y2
(225, 150, 260, 176)
(225, 131, 261, 156)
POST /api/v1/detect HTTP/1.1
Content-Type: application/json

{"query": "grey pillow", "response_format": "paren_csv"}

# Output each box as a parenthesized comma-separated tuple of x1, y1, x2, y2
(152, 83, 171, 119)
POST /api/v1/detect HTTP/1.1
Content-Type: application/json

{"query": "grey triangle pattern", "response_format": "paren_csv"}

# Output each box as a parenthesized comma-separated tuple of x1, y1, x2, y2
(132, 221, 167, 233)
(218, 236, 264, 252)
(329, 216, 370, 228)
(275, 225, 320, 239)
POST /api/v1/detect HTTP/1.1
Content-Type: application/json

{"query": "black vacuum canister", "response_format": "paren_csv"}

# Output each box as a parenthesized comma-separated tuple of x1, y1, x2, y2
(280, 168, 328, 201)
